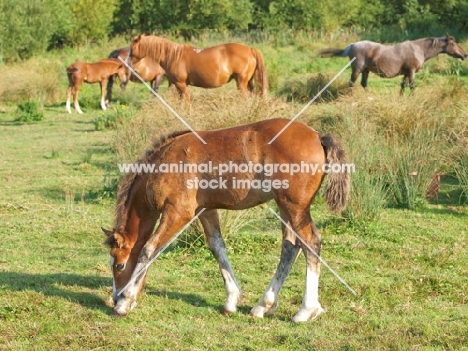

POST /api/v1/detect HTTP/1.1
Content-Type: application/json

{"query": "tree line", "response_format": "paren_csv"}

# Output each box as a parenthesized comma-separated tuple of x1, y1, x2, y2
(1, 0, 467, 61)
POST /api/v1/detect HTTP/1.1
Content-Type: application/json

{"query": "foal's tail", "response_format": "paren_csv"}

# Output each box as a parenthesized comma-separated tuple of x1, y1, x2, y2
(320, 134, 350, 213)
(251, 48, 269, 97)
(319, 44, 353, 58)
(66, 66, 79, 85)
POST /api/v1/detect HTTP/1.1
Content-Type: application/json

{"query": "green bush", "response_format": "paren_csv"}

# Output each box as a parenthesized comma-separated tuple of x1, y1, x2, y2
(15, 100, 44, 122)
(94, 104, 136, 131)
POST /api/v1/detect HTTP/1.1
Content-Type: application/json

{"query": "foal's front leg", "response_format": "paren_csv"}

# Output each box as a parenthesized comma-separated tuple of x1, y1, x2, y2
(199, 210, 241, 314)
(100, 79, 108, 110)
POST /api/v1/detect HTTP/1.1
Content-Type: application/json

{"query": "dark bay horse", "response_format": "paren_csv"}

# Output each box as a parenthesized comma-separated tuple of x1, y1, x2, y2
(320, 34, 467, 94)
(129, 34, 268, 100)
(106, 47, 168, 104)
(102, 118, 350, 322)
(66, 58, 128, 114)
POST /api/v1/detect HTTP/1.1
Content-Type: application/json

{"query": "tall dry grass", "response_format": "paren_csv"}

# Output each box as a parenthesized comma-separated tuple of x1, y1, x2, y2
(0, 57, 64, 105)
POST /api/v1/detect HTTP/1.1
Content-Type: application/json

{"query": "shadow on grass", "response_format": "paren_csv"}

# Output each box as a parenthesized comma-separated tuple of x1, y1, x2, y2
(0, 271, 110, 313)
(147, 288, 219, 311)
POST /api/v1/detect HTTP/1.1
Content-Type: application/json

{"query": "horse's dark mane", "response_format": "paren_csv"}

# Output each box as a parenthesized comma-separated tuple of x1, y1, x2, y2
(113, 129, 191, 233)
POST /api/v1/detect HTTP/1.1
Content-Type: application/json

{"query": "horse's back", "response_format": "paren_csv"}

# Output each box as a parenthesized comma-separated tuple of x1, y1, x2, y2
(145, 119, 325, 210)
(154, 119, 324, 170)
(109, 47, 130, 59)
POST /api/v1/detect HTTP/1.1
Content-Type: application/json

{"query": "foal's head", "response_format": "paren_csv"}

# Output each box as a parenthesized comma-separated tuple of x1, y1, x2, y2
(115, 64, 130, 90)
(102, 228, 135, 304)
(442, 34, 468, 60)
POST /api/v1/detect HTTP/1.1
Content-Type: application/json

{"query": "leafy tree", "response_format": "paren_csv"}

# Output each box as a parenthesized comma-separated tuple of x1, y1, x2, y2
(0, 0, 60, 60)
(188, 0, 253, 29)
(69, 0, 117, 44)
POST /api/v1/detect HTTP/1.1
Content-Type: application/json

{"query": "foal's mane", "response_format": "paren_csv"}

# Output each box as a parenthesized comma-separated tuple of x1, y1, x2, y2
(140, 36, 189, 66)
(113, 130, 191, 233)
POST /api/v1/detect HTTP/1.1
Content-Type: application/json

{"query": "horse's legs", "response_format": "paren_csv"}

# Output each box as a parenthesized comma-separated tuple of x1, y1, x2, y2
(199, 210, 241, 314)
(175, 82, 190, 101)
(250, 211, 301, 318)
(252, 205, 324, 323)
(247, 78, 255, 93)
(292, 220, 324, 323)
(100, 80, 108, 110)
(66, 85, 73, 114)
(409, 72, 416, 94)
(72, 82, 84, 114)
(235, 76, 249, 96)
(360, 69, 370, 90)
(349, 68, 361, 88)
(152, 74, 164, 93)
(113, 204, 193, 316)
(105, 74, 115, 106)
(400, 75, 410, 95)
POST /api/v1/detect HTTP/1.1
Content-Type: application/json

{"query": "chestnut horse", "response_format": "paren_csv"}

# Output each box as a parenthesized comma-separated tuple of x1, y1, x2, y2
(106, 47, 168, 104)
(129, 34, 268, 100)
(66, 58, 128, 114)
(102, 118, 350, 322)
(320, 34, 468, 94)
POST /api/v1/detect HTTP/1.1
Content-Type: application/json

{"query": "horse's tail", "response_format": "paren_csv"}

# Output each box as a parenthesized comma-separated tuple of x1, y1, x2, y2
(320, 134, 350, 213)
(251, 48, 268, 97)
(319, 44, 353, 58)
(66, 66, 79, 74)
(66, 66, 79, 86)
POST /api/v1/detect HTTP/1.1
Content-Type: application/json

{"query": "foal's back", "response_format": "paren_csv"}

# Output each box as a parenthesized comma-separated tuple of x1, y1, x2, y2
(68, 58, 123, 83)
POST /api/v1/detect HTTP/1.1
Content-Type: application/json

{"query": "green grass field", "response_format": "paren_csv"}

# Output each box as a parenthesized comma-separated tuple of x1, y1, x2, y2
(0, 32, 467, 350)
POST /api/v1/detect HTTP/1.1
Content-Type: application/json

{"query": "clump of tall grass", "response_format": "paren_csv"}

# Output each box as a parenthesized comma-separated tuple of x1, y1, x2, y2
(15, 100, 44, 122)
(278, 73, 348, 103)
(0, 57, 64, 104)
(328, 84, 466, 216)
(337, 112, 388, 224)
(94, 103, 136, 131)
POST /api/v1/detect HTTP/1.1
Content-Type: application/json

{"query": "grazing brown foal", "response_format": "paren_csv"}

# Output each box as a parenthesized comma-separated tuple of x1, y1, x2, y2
(103, 118, 350, 322)
(66, 58, 128, 114)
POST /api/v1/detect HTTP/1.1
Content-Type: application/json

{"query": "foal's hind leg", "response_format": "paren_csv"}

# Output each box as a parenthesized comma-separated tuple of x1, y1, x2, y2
(292, 220, 324, 323)
(251, 216, 301, 318)
(72, 82, 84, 114)
(199, 210, 241, 314)
(66, 86, 73, 114)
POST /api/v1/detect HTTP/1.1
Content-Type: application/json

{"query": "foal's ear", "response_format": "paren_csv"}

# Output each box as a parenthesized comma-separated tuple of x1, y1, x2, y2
(102, 229, 126, 248)
(102, 227, 114, 237)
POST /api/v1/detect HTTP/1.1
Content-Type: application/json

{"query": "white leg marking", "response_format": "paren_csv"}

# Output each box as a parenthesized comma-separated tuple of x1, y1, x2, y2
(66, 99, 71, 114)
(251, 240, 299, 318)
(74, 100, 83, 114)
(292, 264, 324, 323)
(208, 234, 241, 314)
(100, 97, 107, 110)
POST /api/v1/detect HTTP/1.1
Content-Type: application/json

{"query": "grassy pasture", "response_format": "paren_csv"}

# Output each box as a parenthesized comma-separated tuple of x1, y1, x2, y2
(0, 32, 468, 350)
